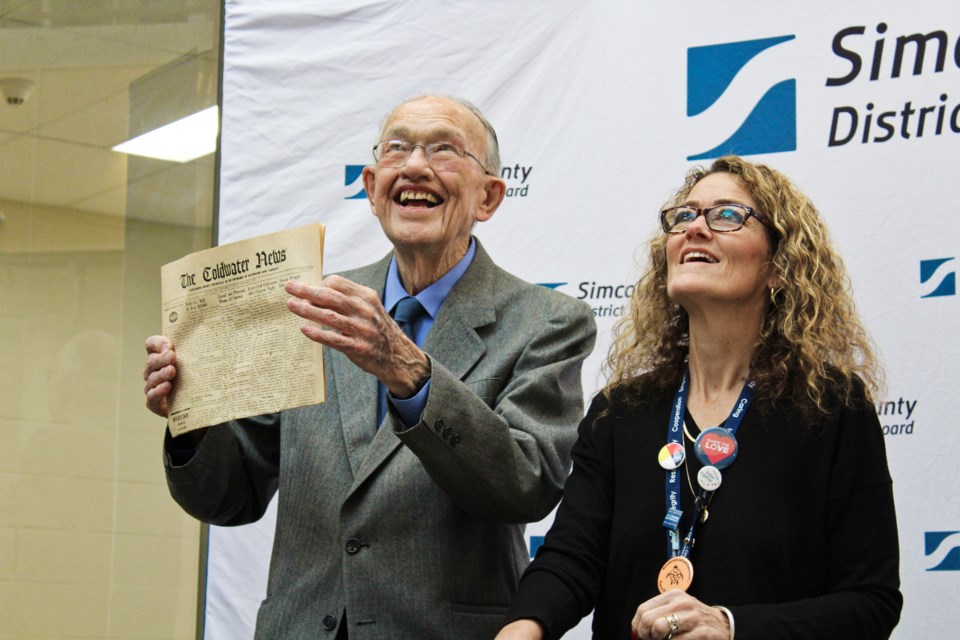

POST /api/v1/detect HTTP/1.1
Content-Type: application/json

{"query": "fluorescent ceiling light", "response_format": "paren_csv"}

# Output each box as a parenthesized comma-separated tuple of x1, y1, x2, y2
(112, 106, 219, 162)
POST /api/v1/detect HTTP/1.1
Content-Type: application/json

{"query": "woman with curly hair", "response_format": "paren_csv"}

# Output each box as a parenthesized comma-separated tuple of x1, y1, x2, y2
(496, 156, 902, 640)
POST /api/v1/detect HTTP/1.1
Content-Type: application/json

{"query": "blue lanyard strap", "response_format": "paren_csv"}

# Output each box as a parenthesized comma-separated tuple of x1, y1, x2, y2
(663, 370, 755, 558)
(663, 372, 687, 516)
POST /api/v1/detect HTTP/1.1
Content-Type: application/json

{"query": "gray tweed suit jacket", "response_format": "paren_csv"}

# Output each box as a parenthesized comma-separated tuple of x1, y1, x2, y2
(164, 240, 596, 639)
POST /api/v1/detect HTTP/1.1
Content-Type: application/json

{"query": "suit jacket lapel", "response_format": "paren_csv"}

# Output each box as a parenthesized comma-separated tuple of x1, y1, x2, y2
(334, 348, 380, 478)
(422, 240, 496, 378)
(348, 239, 498, 492)
(332, 254, 392, 477)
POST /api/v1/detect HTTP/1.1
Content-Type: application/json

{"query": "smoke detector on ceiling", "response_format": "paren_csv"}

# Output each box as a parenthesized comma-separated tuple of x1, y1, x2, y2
(0, 78, 35, 106)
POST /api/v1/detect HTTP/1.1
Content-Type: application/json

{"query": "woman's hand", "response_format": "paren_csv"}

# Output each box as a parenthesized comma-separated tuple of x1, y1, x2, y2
(631, 590, 730, 639)
(495, 618, 545, 640)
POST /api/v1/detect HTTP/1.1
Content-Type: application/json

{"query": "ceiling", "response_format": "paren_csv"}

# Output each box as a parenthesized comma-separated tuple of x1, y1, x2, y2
(0, 0, 221, 226)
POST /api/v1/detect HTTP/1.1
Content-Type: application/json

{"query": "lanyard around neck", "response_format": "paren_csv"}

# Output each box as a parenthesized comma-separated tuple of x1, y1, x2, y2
(663, 369, 756, 559)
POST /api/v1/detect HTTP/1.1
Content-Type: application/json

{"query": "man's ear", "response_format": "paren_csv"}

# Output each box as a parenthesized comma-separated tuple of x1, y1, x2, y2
(475, 176, 506, 223)
(362, 166, 378, 215)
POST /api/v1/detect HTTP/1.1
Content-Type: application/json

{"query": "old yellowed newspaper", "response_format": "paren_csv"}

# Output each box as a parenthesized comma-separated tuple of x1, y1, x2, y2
(160, 223, 325, 435)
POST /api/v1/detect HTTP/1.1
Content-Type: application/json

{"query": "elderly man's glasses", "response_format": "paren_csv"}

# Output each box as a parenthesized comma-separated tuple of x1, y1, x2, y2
(372, 140, 490, 175)
(660, 204, 771, 234)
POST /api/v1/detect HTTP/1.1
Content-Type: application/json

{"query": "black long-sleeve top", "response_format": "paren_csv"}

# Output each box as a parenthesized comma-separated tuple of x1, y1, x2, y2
(504, 383, 902, 639)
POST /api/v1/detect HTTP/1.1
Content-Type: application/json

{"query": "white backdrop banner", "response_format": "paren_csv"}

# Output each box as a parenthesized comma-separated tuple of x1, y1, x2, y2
(210, 0, 960, 637)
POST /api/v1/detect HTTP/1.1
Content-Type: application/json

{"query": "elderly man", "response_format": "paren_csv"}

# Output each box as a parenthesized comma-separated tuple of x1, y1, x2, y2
(143, 95, 596, 639)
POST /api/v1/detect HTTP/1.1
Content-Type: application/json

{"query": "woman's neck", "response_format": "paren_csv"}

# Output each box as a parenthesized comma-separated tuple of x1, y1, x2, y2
(684, 308, 761, 428)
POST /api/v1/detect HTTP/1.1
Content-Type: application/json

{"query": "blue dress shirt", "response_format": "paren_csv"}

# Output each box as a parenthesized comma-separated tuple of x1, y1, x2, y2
(381, 238, 476, 427)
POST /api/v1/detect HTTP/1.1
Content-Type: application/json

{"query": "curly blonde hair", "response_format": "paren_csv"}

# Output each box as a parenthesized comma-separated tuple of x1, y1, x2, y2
(603, 156, 882, 417)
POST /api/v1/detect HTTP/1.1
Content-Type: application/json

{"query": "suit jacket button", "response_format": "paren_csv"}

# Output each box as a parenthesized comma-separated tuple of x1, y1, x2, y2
(434, 418, 445, 432)
(322, 614, 337, 630)
(345, 538, 364, 555)
(442, 426, 452, 439)
(450, 433, 461, 447)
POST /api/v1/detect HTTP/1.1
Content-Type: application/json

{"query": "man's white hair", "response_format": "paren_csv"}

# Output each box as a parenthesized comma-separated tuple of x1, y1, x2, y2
(377, 94, 501, 175)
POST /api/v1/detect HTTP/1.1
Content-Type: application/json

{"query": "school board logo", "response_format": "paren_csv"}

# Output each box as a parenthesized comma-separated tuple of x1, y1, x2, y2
(687, 35, 797, 160)
(920, 258, 956, 298)
(825, 21, 960, 148)
(925, 531, 960, 571)
(345, 163, 532, 198)
(529, 535, 545, 558)
(501, 163, 533, 198)
(344, 165, 367, 200)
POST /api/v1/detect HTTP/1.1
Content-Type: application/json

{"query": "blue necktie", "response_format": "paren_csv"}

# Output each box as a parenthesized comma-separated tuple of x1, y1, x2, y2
(378, 297, 427, 425)
(392, 296, 426, 342)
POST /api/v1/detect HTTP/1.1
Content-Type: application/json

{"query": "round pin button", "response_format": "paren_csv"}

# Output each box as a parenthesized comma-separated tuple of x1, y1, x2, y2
(657, 442, 685, 470)
(693, 427, 738, 469)
(697, 465, 722, 491)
